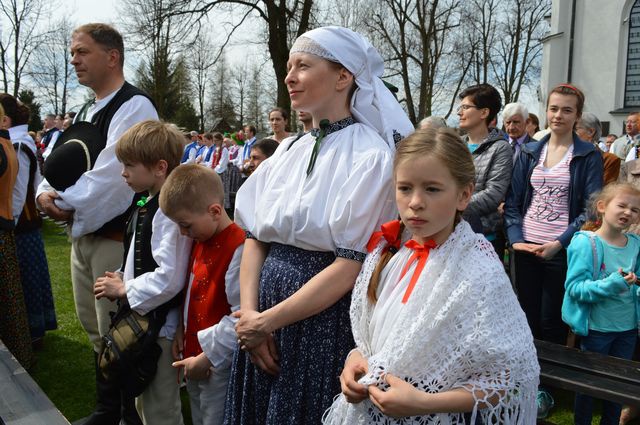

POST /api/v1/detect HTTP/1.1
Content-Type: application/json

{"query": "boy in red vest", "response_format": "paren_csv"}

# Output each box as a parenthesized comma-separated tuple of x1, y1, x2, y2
(160, 164, 245, 425)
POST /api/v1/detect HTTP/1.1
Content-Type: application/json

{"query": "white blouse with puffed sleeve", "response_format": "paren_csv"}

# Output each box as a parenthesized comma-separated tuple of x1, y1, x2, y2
(234, 117, 397, 261)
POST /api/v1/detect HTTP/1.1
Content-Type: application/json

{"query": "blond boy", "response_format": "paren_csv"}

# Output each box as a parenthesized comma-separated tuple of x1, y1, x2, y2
(93, 120, 191, 425)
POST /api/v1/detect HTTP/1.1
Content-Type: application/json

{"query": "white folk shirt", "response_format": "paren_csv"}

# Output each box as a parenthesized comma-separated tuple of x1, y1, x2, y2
(368, 244, 418, 352)
(123, 207, 192, 339)
(36, 87, 159, 239)
(10, 125, 40, 222)
(235, 120, 396, 256)
(41, 130, 62, 160)
(214, 147, 230, 174)
(232, 137, 256, 170)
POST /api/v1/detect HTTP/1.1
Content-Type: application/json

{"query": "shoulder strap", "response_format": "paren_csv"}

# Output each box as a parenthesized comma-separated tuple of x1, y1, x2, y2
(627, 234, 639, 272)
(584, 232, 602, 280)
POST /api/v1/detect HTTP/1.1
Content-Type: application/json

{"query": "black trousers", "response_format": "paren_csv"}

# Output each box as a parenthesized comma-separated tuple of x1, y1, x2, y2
(514, 248, 568, 345)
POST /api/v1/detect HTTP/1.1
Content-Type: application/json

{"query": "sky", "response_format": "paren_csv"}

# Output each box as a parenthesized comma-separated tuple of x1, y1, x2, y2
(47, 0, 542, 122)
(60, 0, 119, 25)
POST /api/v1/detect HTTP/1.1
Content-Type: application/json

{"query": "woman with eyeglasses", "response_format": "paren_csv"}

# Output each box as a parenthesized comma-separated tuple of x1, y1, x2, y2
(504, 84, 603, 418)
(457, 83, 512, 259)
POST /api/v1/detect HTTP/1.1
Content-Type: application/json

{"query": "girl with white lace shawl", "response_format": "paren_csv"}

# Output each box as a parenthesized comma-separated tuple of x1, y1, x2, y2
(324, 128, 539, 424)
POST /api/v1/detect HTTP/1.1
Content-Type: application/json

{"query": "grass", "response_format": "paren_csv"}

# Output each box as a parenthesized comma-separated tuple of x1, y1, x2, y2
(30, 219, 94, 421)
(29, 219, 640, 424)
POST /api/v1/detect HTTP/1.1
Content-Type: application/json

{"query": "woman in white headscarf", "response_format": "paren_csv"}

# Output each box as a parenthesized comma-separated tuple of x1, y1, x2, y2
(224, 26, 413, 425)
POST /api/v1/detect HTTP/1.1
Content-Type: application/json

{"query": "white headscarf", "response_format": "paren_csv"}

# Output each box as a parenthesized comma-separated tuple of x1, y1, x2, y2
(290, 26, 414, 149)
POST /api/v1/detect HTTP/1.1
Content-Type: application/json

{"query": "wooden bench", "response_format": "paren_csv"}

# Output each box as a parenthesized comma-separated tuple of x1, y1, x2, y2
(0, 341, 69, 425)
(535, 339, 640, 407)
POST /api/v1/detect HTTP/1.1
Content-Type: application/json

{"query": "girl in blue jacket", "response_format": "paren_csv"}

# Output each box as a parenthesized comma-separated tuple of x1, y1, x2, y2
(563, 182, 640, 425)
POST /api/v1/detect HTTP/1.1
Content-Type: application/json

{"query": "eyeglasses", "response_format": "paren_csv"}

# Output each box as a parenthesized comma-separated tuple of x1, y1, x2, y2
(456, 104, 481, 113)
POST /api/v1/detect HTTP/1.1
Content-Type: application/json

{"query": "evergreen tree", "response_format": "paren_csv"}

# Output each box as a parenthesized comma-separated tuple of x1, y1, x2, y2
(18, 89, 42, 132)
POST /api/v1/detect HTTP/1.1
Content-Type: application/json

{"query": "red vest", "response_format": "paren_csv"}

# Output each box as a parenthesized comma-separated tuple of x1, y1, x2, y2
(183, 222, 245, 358)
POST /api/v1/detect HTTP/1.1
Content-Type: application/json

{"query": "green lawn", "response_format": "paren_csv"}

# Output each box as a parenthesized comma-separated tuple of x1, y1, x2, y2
(30, 219, 638, 424)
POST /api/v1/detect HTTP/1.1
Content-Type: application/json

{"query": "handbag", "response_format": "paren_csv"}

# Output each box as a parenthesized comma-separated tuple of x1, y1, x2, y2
(98, 297, 176, 398)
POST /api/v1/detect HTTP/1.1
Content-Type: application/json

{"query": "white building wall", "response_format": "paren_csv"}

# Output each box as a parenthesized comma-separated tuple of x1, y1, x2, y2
(540, 0, 634, 136)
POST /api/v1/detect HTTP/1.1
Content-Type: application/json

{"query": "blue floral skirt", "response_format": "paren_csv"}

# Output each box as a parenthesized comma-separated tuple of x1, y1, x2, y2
(224, 243, 354, 425)
(15, 229, 57, 339)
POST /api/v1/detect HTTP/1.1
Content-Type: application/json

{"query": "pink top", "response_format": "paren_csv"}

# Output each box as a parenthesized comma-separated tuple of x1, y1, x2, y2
(522, 144, 573, 244)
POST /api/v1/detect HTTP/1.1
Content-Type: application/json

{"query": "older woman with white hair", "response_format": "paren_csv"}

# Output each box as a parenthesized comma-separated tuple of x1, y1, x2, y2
(576, 112, 620, 184)
(224, 26, 413, 424)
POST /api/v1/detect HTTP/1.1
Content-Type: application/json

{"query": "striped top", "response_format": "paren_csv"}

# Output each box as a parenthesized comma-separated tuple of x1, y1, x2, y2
(522, 144, 573, 244)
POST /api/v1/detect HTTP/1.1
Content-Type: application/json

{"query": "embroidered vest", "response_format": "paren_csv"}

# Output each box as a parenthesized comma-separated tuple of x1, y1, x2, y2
(14, 144, 42, 234)
(123, 195, 159, 278)
(121, 195, 179, 329)
(183, 222, 245, 358)
(0, 131, 18, 230)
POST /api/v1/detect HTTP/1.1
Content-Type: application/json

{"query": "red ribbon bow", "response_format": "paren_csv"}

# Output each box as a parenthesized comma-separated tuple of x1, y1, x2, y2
(366, 220, 402, 253)
(398, 239, 437, 304)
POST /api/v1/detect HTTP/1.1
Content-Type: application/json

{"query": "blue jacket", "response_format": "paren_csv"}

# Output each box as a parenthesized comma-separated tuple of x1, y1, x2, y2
(504, 132, 603, 248)
(562, 231, 640, 336)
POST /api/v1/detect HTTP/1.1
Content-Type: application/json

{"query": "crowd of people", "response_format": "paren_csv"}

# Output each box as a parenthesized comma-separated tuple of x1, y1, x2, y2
(0, 20, 639, 425)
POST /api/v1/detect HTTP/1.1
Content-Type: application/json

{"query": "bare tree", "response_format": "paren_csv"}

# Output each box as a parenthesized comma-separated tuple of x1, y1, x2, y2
(491, 0, 549, 103)
(208, 54, 239, 128)
(0, 0, 52, 96)
(190, 34, 216, 132)
(464, 0, 499, 85)
(166, 0, 316, 118)
(332, 0, 369, 31)
(27, 17, 78, 114)
(233, 67, 250, 127)
(120, 0, 195, 121)
(367, 0, 464, 124)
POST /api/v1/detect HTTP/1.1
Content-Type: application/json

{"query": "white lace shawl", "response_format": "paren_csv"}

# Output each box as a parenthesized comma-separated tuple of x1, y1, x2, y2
(323, 221, 539, 424)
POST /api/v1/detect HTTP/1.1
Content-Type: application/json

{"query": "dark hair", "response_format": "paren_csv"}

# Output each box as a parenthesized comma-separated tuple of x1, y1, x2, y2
(269, 107, 289, 122)
(528, 113, 540, 132)
(66, 111, 77, 119)
(74, 23, 125, 67)
(458, 83, 502, 125)
(607, 134, 618, 139)
(0, 94, 18, 123)
(244, 125, 256, 136)
(547, 83, 585, 116)
(252, 138, 279, 158)
(16, 103, 30, 126)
